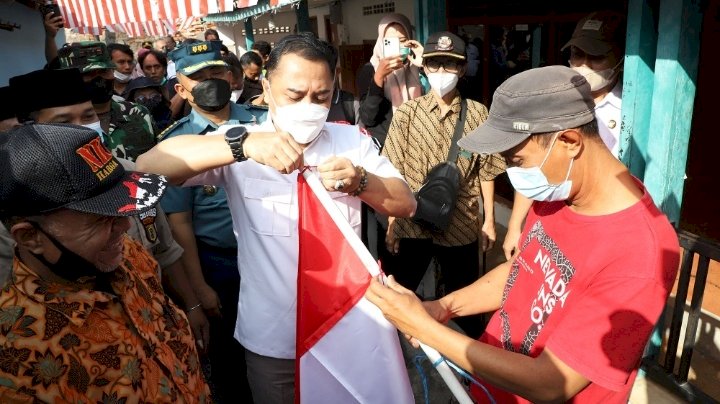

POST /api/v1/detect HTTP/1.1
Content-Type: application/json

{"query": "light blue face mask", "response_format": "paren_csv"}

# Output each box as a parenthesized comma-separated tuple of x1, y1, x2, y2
(83, 121, 106, 143)
(506, 132, 574, 202)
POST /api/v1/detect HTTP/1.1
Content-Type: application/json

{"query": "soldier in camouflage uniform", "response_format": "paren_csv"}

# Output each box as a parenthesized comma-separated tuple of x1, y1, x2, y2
(57, 41, 157, 162)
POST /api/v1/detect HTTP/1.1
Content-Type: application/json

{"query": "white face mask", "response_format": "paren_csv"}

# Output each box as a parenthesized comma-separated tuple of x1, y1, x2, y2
(570, 60, 622, 92)
(505, 132, 574, 202)
(266, 83, 330, 144)
(114, 70, 132, 83)
(83, 121, 106, 143)
(426, 72, 459, 97)
(230, 89, 243, 103)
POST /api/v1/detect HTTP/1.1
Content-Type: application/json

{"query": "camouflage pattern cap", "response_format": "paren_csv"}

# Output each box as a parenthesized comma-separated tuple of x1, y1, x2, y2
(57, 41, 117, 73)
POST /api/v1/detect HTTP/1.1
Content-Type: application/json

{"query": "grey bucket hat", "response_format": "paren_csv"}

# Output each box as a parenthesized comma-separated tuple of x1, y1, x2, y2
(458, 65, 596, 155)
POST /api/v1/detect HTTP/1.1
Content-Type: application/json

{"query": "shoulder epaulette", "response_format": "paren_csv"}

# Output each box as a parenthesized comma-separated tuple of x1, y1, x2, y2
(157, 116, 189, 141)
(239, 103, 269, 111)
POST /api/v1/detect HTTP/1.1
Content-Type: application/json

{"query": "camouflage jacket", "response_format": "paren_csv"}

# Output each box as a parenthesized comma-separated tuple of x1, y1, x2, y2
(106, 100, 156, 162)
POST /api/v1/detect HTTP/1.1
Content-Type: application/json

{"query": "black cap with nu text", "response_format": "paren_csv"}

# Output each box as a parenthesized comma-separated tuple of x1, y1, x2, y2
(0, 123, 167, 217)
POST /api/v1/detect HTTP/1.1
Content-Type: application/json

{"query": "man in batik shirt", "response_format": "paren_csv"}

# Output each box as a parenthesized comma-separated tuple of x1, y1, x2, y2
(0, 123, 209, 403)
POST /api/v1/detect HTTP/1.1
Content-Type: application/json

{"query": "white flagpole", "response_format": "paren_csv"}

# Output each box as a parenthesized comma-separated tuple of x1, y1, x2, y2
(302, 170, 474, 404)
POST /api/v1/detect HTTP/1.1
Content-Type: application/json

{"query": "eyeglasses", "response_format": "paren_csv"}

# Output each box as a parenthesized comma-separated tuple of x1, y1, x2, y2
(424, 58, 463, 74)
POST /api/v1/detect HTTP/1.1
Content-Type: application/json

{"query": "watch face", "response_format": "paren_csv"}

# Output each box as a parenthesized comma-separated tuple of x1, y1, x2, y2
(226, 126, 247, 141)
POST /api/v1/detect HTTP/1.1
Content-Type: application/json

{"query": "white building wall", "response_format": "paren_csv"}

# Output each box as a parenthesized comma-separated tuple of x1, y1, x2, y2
(339, 0, 415, 45)
(0, 2, 66, 86)
(213, 0, 415, 56)
(215, 4, 331, 57)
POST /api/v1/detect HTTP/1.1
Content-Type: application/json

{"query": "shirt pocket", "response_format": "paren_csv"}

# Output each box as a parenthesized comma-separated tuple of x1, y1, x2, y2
(328, 191, 362, 230)
(243, 178, 294, 237)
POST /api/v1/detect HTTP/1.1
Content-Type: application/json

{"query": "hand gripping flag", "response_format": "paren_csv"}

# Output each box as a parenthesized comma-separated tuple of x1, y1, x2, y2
(296, 171, 414, 404)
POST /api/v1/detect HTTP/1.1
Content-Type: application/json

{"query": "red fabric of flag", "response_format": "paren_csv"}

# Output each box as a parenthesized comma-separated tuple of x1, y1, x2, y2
(296, 173, 370, 359)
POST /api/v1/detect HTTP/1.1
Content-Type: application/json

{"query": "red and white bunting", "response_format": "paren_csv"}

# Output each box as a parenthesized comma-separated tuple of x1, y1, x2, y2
(176, 16, 196, 32)
(56, 0, 233, 35)
(142, 19, 167, 37)
(235, 0, 259, 8)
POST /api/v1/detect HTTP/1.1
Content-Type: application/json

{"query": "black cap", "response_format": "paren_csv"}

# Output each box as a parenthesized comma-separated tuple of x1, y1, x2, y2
(0, 123, 167, 217)
(458, 66, 595, 155)
(122, 76, 162, 99)
(423, 31, 466, 60)
(0, 86, 17, 122)
(561, 11, 626, 56)
(10, 69, 91, 122)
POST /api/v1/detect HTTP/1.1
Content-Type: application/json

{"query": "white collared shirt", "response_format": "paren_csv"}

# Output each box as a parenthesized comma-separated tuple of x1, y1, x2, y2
(184, 119, 403, 359)
(595, 81, 623, 158)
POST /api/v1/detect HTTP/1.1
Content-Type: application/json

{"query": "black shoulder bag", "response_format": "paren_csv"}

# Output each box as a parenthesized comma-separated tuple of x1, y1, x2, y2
(412, 99, 467, 233)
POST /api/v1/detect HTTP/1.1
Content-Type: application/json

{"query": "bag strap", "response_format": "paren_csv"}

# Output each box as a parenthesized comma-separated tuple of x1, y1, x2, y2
(446, 98, 467, 163)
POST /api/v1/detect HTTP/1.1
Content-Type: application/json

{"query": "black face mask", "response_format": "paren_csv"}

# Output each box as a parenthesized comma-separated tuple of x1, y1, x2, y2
(29, 223, 101, 282)
(136, 94, 163, 111)
(190, 79, 231, 112)
(85, 76, 115, 104)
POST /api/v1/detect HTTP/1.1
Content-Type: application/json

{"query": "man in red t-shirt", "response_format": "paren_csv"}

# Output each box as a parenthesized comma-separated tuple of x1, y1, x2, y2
(366, 65, 680, 403)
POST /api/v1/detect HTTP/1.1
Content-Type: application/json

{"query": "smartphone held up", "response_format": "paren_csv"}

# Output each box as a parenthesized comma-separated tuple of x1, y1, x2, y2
(39, 1, 64, 28)
(382, 37, 411, 62)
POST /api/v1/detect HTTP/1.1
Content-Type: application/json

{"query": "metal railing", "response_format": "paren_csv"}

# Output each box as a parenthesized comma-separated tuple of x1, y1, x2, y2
(642, 229, 720, 403)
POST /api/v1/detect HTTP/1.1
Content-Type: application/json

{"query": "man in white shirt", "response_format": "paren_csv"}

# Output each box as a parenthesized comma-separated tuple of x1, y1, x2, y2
(137, 32, 416, 403)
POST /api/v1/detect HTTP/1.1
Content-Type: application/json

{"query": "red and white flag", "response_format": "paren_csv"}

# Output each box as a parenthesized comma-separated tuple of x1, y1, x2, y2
(296, 171, 414, 403)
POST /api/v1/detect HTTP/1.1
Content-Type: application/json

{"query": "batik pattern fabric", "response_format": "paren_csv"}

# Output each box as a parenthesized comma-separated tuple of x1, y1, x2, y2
(0, 237, 210, 403)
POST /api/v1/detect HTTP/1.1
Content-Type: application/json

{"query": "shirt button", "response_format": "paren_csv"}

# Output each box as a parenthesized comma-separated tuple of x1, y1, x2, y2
(608, 120, 617, 129)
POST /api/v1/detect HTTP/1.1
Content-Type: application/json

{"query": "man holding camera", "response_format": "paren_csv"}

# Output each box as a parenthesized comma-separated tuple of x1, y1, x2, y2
(380, 32, 505, 339)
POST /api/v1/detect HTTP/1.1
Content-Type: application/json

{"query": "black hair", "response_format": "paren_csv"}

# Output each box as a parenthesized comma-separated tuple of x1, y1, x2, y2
(139, 49, 168, 69)
(220, 44, 230, 54)
(251, 40, 271, 57)
(223, 53, 243, 79)
(204, 28, 220, 40)
(265, 33, 336, 80)
(239, 50, 263, 68)
(181, 38, 201, 46)
(107, 43, 133, 59)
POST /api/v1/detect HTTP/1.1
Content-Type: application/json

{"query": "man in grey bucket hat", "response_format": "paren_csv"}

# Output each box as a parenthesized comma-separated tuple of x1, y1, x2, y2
(366, 65, 680, 403)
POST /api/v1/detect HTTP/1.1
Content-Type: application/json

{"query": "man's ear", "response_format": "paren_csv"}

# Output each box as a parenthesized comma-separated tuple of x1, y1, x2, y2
(10, 222, 44, 255)
(558, 128, 583, 158)
(175, 75, 190, 101)
(175, 82, 187, 100)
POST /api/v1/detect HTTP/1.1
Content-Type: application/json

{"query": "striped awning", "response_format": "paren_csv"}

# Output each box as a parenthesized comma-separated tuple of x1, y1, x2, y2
(56, 0, 231, 37)
(203, 0, 299, 23)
